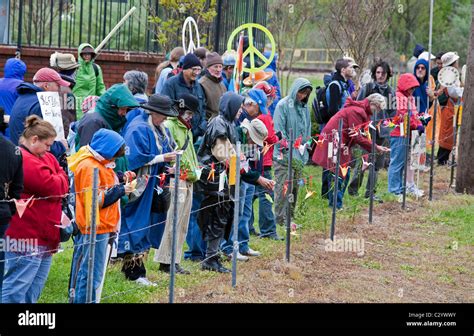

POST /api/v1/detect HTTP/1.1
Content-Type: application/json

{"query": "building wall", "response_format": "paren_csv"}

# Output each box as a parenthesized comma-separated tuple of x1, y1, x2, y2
(0, 46, 164, 93)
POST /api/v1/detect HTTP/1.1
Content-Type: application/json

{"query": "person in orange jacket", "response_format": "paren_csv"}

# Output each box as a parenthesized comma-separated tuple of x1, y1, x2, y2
(68, 128, 135, 303)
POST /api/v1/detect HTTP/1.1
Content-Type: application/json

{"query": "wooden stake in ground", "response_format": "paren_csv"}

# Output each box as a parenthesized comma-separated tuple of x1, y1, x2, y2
(455, 4, 474, 194)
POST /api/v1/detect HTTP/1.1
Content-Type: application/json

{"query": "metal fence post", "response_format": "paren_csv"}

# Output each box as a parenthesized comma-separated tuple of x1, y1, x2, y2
(86, 167, 99, 304)
(169, 153, 181, 303)
(285, 129, 294, 263)
(330, 119, 343, 240)
(232, 142, 241, 287)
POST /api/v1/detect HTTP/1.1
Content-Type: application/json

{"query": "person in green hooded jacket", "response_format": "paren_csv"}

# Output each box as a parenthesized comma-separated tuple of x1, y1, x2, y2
(73, 43, 107, 120)
(75, 83, 139, 149)
(272, 78, 313, 227)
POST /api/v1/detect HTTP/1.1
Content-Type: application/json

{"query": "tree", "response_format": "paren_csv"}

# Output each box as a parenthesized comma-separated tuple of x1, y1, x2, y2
(267, 0, 317, 95)
(318, 0, 395, 71)
(455, 3, 474, 194)
(147, 0, 217, 54)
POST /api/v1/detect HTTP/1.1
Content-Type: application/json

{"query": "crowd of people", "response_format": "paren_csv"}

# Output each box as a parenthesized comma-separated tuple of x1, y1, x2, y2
(0, 40, 463, 303)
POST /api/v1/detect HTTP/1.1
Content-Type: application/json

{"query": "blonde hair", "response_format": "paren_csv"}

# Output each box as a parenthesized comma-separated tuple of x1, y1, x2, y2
(366, 93, 387, 110)
(21, 115, 56, 141)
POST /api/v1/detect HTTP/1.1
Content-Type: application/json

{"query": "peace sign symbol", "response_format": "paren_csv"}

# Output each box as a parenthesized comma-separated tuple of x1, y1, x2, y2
(227, 23, 276, 73)
(182, 16, 201, 54)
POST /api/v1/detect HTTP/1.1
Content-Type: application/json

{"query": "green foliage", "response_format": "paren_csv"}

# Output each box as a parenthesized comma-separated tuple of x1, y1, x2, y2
(387, 0, 472, 62)
(149, 0, 217, 53)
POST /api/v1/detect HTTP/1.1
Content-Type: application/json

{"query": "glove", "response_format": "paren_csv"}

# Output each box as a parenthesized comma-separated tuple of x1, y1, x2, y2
(275, 131, 283, 140)
(419, 113, 432, 126)
(417, 125, 425, 135)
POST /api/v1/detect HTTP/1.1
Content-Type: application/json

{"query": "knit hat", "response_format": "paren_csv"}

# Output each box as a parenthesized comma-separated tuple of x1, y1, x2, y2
(413, 44, 425, 58)
(82, 95, 99, 114)
(246, 89, 268, 115)
(253, 81, 276, 99)
(176, 93, 199, 113)
(241, 118, 268, 147)
(206, 52, 223, 68)
(182, 53, 202, 70)
(222, 51, 237, 66)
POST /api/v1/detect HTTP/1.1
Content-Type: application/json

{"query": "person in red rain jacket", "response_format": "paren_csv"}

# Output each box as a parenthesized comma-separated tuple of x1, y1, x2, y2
(3, 116, 68, 303)
(388, 73, 424, 198)
(312, 94, 389, 209)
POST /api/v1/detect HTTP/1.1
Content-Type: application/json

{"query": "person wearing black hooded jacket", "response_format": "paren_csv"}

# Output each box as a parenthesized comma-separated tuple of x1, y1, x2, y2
(197, 92, 243, 273)
(0, 134, 23, 302)
(196, 92, 273, 272)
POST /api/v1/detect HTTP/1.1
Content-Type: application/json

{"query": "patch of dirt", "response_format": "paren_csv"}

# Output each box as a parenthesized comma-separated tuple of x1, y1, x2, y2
(173, 173, 474, 303)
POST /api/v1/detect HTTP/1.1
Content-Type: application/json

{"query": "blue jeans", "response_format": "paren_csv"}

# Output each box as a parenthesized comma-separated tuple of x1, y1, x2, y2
(388, 137, 406, 195)
(327, 169, 351, 209)
(0, 224, 8, 303)
(72, 233, 109, 303)
(222, 182, 255, 254)
(68, 230, 83, 301)
(2, 250, 52, 303)
(255, 169, 278, 237)
(184, 192, 206, 261)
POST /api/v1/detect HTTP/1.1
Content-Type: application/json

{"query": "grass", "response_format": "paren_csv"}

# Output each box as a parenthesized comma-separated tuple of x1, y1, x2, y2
(37, 163, 431, 303)
(426, 196, 474, 247)
(37, 74, 474, 303)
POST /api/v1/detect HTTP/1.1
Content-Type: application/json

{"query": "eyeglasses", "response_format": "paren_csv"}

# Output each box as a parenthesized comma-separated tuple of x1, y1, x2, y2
(416, 66, 426, 70)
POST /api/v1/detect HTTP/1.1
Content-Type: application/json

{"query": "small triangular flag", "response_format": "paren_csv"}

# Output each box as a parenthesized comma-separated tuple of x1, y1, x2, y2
(14, 195, 34, 218)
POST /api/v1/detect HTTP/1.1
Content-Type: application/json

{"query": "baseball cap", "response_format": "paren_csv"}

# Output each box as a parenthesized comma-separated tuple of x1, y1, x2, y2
(33, 68, 70, 87)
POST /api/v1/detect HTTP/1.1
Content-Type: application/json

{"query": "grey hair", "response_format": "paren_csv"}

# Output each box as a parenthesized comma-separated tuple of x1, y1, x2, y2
(243, 96, 257, 105)
(123, 70, 148, 94)
(366, 93, 387, 110)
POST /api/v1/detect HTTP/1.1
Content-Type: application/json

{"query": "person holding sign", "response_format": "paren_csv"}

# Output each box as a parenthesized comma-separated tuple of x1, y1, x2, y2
(9, 68, 70, 162)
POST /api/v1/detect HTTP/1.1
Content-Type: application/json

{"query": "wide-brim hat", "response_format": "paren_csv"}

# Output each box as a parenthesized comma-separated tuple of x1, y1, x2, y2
(53, 52, 80, 70)
(441, 52, 460, 68)
(241, 118, 268, 147)
(80, 46, 97, 58)
(142, 94, 178, 117)
(243, 70, 273, 87)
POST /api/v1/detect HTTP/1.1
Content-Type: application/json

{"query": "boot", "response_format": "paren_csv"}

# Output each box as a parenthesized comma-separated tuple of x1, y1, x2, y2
(202, 256, 230, 273)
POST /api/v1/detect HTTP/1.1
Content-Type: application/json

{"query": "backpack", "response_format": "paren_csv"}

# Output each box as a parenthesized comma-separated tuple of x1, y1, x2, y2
(312, 73, 348, 124)
(92, 63, 100, 77)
